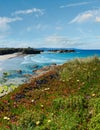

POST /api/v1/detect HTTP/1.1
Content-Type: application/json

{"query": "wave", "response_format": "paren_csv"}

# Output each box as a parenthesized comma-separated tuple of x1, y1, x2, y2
(21, 54, 66, 65)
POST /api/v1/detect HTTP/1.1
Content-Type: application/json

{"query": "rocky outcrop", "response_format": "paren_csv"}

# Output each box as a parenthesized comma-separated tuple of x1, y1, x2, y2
(0, 47, 43, 55)
(22, 47, 43, 54)
(48, 49, 75, 53)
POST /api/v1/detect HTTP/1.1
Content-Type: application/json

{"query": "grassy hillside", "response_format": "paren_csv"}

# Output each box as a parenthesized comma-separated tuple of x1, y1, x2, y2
(0, 56, 100, 130)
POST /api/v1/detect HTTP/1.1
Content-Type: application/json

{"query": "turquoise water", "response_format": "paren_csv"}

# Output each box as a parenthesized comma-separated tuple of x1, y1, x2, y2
(0, 49, 100, 85)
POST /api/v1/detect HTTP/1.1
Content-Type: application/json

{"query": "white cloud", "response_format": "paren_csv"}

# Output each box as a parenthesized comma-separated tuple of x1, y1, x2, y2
(96, 36, 100, 39)
(44, 35, 80, 48)
(26, 24, 48, 32)
(0, 39, 30, 48)
(0, 17, 22, 24)
(55, 26, 62, 30)
(60, 2, 91, 8)
(43, 35, 100, 49)
(0, 17, 22, 31)
(13, 8, 45, 17)
(78, 41, 100, 49)
(70, 13, 93, 23)
(34, 24, 48, 30)
(0, 35, 100, 49)
(95, 17, 100, 22)
(0, 17, 22, 39)
(70, 8, 100, 23)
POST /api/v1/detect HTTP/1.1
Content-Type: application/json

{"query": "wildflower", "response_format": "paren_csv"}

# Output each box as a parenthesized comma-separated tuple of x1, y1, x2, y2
(48, 119, 51, 123)
(3, 100, 8, 104)
(31, 99, 35, 103)
(89, 110, 93, 115)
(76, 79, 80, 82)
(44, 88, 50, 91)
(36, 121, 40, 125)
(3, 116, 10, 120)
(62, 80, 65, 82)
(51, 113, 54, 116)
(41, 104, 44, 108)
(82, 82, 85, 85)
(92, 93, 96, 97)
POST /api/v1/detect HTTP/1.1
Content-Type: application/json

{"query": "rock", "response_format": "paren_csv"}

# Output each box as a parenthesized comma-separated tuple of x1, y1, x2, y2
(36, 79, 47, 85)
(22, 47, 42, 54)
(3, 72, 10, 77)
(15, 93, 25, 102)
(23, 74, 32, 77)
(0, 47, 43, 55)
(17, 70, 22, 74)
(51, 63, 56, 66)
(32, 65, 39, 69)
(48, 49, 75, 53)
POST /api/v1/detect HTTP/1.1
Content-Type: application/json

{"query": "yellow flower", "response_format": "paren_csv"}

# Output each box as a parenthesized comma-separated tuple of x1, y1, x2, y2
(77, 80, 80, 82)
(51, 113, 54, 116)
(36, 121, 40, 125)
(48, 119, 51, 123)
(92, 93, 96, 97)
(41, 104, 44, 108)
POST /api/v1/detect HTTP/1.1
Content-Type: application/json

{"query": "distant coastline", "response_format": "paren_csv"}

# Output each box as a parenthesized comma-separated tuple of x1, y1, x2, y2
(0, 47, 43, 55)
(0, 47, 76, 55)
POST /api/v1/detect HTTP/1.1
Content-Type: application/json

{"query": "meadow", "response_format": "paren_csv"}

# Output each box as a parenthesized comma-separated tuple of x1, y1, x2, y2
(0, 56, 100, 130)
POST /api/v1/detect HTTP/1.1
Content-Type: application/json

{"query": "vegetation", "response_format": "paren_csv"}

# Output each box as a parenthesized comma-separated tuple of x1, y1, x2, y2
(0, 56, 100, 129)
(0, 47, 42, 55)
(0, 47, 75, 55)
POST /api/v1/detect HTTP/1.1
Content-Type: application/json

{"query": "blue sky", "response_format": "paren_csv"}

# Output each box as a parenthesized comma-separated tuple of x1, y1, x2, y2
(0, 0, 100, 49)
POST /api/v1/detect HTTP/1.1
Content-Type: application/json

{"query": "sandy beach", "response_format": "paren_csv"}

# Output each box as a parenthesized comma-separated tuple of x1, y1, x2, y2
(0, 53, 22, 61)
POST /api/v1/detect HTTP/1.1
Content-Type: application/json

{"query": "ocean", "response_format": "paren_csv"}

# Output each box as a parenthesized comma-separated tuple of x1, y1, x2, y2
(0, 49, 100, 85)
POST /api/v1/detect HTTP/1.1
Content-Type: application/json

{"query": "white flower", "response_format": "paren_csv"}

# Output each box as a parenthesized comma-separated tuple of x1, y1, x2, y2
(3, 116, 10, 120)
(31, 99, 35, 103)
(44, 88, 50, 91)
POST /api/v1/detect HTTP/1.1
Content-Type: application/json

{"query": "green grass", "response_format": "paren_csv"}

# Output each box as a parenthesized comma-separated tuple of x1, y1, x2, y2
(0, 56, 100, 130)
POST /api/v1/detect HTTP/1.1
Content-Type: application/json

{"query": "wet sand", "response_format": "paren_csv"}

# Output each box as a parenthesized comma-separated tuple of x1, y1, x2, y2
(0, 53, 22, 61)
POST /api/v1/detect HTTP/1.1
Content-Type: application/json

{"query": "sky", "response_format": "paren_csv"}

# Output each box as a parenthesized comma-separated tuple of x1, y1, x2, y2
(0, 0, 100, 49)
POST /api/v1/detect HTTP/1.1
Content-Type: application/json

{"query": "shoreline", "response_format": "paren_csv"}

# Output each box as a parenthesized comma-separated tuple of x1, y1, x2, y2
(0, 64, 58, 98)
(0, 53, 23, 61)
(0, 56, 99, 98)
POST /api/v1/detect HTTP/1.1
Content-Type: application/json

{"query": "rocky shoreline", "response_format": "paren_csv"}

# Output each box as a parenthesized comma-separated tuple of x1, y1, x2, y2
(0, 48, 76, 97)
(0, 47, 43, 55)
(0, 47, 75, 56)
(48, 49, 75, 53)
(0, 64, 58, 98)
